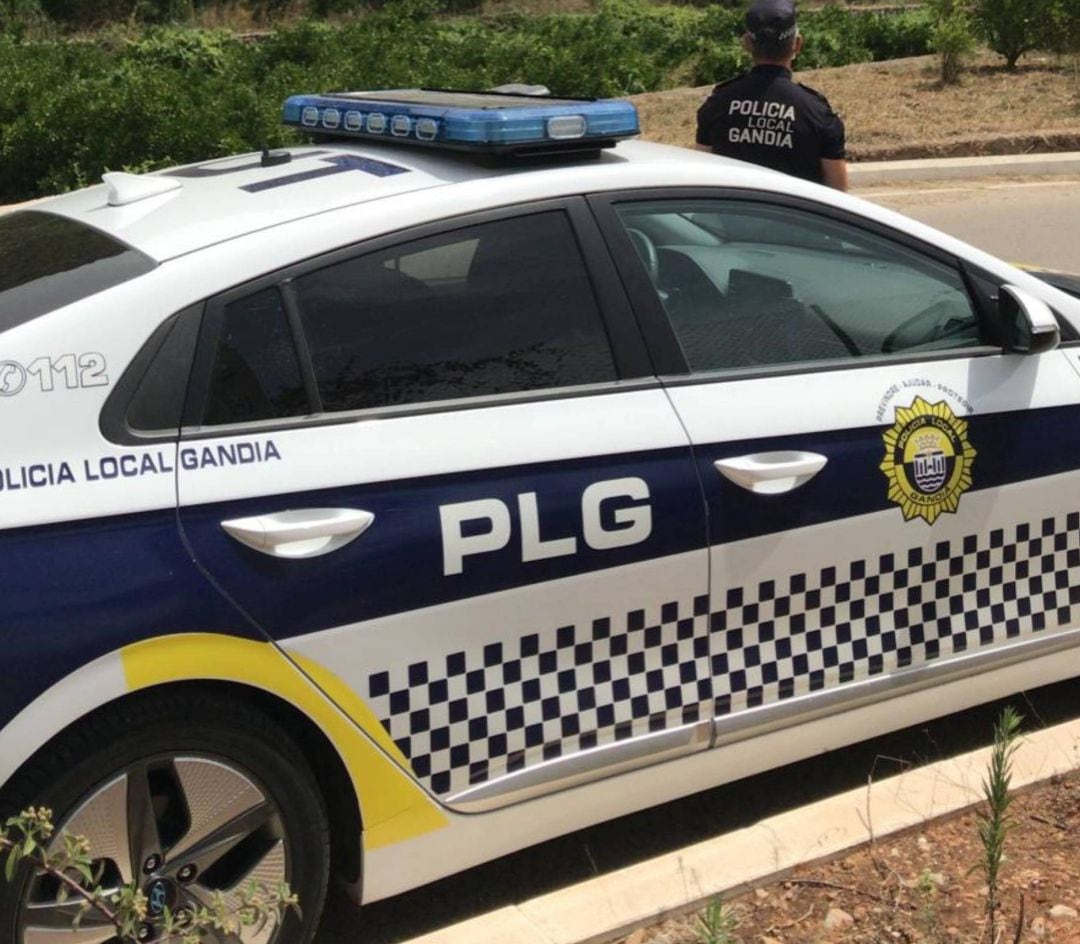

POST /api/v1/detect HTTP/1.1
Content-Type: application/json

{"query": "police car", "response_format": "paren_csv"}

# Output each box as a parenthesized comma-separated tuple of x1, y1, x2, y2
(3, 88, 1080, 944)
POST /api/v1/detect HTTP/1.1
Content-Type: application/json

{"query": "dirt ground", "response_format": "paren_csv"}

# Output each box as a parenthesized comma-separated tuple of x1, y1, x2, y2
(631, 53, 1080, 161)
(625, 770, 1080, 944)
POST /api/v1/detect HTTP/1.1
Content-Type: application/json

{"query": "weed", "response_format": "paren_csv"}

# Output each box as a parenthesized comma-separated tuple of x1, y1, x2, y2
(914, 867, 941, 942)
(696, 897, 739, 944)
(974, 706, 1022, 944)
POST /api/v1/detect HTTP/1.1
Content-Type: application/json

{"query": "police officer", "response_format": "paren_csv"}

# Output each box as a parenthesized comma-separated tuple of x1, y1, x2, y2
(695, 0, 848, 191)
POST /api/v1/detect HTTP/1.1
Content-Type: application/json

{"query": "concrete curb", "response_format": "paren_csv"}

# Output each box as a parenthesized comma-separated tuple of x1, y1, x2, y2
(403, 716, 1080, 944)
(849, 151, 1080, 186)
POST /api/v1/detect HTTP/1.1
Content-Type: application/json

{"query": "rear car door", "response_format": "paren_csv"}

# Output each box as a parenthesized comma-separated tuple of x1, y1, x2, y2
(173, 200, 712, 808)
(592, 191, 1080, 733)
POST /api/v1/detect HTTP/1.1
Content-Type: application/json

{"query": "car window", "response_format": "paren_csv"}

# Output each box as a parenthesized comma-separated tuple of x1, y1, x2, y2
(614, 200, 985, 373)
(203, 287, 311, 425)
(0, 211, 155, 332)
(291, 210, 616, 412)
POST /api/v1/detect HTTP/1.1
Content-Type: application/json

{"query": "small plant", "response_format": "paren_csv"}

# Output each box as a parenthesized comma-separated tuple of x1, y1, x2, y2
(696, 896, 739, 944)
(915, 868, 941, 942)
(926, 0, 976, 84)
(973, 706, 1022, 944)
(0, 807, 298, 944)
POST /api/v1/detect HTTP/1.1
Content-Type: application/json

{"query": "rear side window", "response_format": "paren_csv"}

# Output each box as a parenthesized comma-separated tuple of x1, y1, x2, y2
(175, 209, 617, 434)
(0, 211, 155, 331)
(202, 287, 310, 426)
(291, 210, 616, 412)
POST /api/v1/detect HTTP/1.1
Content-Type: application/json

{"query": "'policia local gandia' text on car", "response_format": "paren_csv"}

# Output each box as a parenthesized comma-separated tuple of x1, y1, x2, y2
(3, 88, 1080, 944)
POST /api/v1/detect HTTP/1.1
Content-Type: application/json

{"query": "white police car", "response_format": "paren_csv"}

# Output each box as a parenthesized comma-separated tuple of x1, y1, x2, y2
(3, 88, 1080, 944)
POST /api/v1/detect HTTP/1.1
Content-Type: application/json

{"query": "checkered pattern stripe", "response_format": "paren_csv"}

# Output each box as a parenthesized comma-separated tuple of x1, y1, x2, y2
(367, 598, 713, 796)
(367, 513, 1080, 797)
(712, 513, 1080, 717)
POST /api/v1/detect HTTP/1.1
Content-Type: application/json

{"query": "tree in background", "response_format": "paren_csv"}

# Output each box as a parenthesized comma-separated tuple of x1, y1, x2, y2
(972, 0, 1049, 69)
(927, 0, 976, 83)
(1046, 0, 1080, 56)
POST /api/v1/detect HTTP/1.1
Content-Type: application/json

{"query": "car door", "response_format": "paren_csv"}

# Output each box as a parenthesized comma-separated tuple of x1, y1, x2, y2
(591, 190, 1080, 734)
(174, 200, 712, 808)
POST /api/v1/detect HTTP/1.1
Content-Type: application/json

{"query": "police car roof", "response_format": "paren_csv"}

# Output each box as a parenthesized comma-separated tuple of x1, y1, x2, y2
(33, 140, 790, 263)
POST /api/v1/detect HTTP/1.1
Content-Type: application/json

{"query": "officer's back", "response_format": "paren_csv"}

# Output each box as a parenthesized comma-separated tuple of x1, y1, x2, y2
(696, 0, 848, 191)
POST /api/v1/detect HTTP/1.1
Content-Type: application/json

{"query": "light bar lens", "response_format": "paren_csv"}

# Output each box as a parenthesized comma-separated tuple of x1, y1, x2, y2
(547, 115, 586, 140)
(281, 91, 640, 153)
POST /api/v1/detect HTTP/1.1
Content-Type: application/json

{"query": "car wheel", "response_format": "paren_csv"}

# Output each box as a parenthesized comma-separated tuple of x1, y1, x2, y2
(0, 690, 330, 944)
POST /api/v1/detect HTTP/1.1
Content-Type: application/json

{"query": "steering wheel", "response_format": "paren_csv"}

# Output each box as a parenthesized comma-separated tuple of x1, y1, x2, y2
(881, 300, 976, 354)
(625, 227, 660, 283)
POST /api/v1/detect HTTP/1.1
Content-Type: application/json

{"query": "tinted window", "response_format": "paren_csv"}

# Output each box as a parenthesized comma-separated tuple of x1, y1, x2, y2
(203, 287, 310, 425)
(0, 211, 155, 331)
(125, 307, 201, 434)
(293, 211, 616, 412)
(615, 200, 984, 372)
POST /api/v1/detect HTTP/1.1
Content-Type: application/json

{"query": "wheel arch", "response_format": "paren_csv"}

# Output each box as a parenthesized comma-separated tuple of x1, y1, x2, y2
(1, 632, 449, 898)
(0, 678, 363, 887)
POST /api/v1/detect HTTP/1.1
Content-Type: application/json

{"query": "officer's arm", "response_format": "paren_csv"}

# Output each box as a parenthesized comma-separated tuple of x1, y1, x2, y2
(820, 158, 849, 192)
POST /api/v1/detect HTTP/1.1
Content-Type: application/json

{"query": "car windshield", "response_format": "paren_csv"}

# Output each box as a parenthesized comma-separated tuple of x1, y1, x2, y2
(0, 211, 155, 332)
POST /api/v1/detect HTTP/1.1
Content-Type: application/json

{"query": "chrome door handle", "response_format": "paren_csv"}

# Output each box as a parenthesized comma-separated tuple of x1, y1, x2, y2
(221, 508, 375, 559)
(714, 451, 827, 495)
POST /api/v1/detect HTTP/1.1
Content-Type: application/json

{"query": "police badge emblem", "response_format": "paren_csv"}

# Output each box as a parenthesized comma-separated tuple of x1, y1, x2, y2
(880, 396, 976, 524)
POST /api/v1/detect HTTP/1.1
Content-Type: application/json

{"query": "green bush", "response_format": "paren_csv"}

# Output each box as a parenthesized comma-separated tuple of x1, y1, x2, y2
(0, 0, 47, 38)
(0, 2, 937, 202)
(797, 6, 934, 70)
(861, 9, 936, 60)
(927, 0, 976, 83)
(123, 25, 238, 70)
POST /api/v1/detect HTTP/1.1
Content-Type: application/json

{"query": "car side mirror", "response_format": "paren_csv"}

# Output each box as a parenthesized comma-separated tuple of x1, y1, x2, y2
(1001, 283, 1060, 354)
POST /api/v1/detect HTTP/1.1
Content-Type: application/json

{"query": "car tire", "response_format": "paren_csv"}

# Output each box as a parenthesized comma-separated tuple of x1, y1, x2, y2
(0, 689, 330, 944)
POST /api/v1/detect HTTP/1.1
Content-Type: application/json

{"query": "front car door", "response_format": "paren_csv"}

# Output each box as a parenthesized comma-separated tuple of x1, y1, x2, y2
(592, 190, 1080, 741)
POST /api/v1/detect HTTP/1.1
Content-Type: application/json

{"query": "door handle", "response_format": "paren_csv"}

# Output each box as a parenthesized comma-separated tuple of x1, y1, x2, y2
(221, 508, 375, 559)
(714, 451, 827, 495)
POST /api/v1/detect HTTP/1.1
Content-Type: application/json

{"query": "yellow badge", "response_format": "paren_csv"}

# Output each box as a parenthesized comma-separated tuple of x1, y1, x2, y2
(880, 396, 976, 525)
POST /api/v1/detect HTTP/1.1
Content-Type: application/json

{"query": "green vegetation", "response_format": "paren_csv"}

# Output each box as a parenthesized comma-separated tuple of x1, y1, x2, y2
(696, 897, 739, 944)
(974, 0, 1049, 69)
(973, 706, 1022, 944)
(927, 0, 976, 83)
(969, 0, 1080, 68)
(0, 807, 297, 944)
(0, 1, 934, 202)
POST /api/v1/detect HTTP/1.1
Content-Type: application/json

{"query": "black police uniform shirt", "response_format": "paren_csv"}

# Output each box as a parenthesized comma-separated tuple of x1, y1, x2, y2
(696, 64, 846, 184)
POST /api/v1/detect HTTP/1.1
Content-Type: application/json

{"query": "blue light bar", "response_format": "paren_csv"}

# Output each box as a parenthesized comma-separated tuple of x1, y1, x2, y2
(281, 89, 640, 154)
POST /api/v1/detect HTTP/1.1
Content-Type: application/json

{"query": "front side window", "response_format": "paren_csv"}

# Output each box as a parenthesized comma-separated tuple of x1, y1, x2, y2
(614, 200, 985, 373)
(292, 211, 616, 412)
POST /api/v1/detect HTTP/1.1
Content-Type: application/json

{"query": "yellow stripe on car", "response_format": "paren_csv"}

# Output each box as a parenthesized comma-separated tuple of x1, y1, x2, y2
(121, 633, 447, 850)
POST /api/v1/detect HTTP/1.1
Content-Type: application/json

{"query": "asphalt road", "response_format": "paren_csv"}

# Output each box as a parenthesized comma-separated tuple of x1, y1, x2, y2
(860, 176, 1080, 273)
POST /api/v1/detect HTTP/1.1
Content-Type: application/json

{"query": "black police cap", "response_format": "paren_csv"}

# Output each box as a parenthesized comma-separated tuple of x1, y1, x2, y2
(745, 0, 798, 42)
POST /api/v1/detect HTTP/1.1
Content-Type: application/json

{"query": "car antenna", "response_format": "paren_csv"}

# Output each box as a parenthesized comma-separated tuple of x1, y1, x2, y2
(261, 143, 292, 168)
